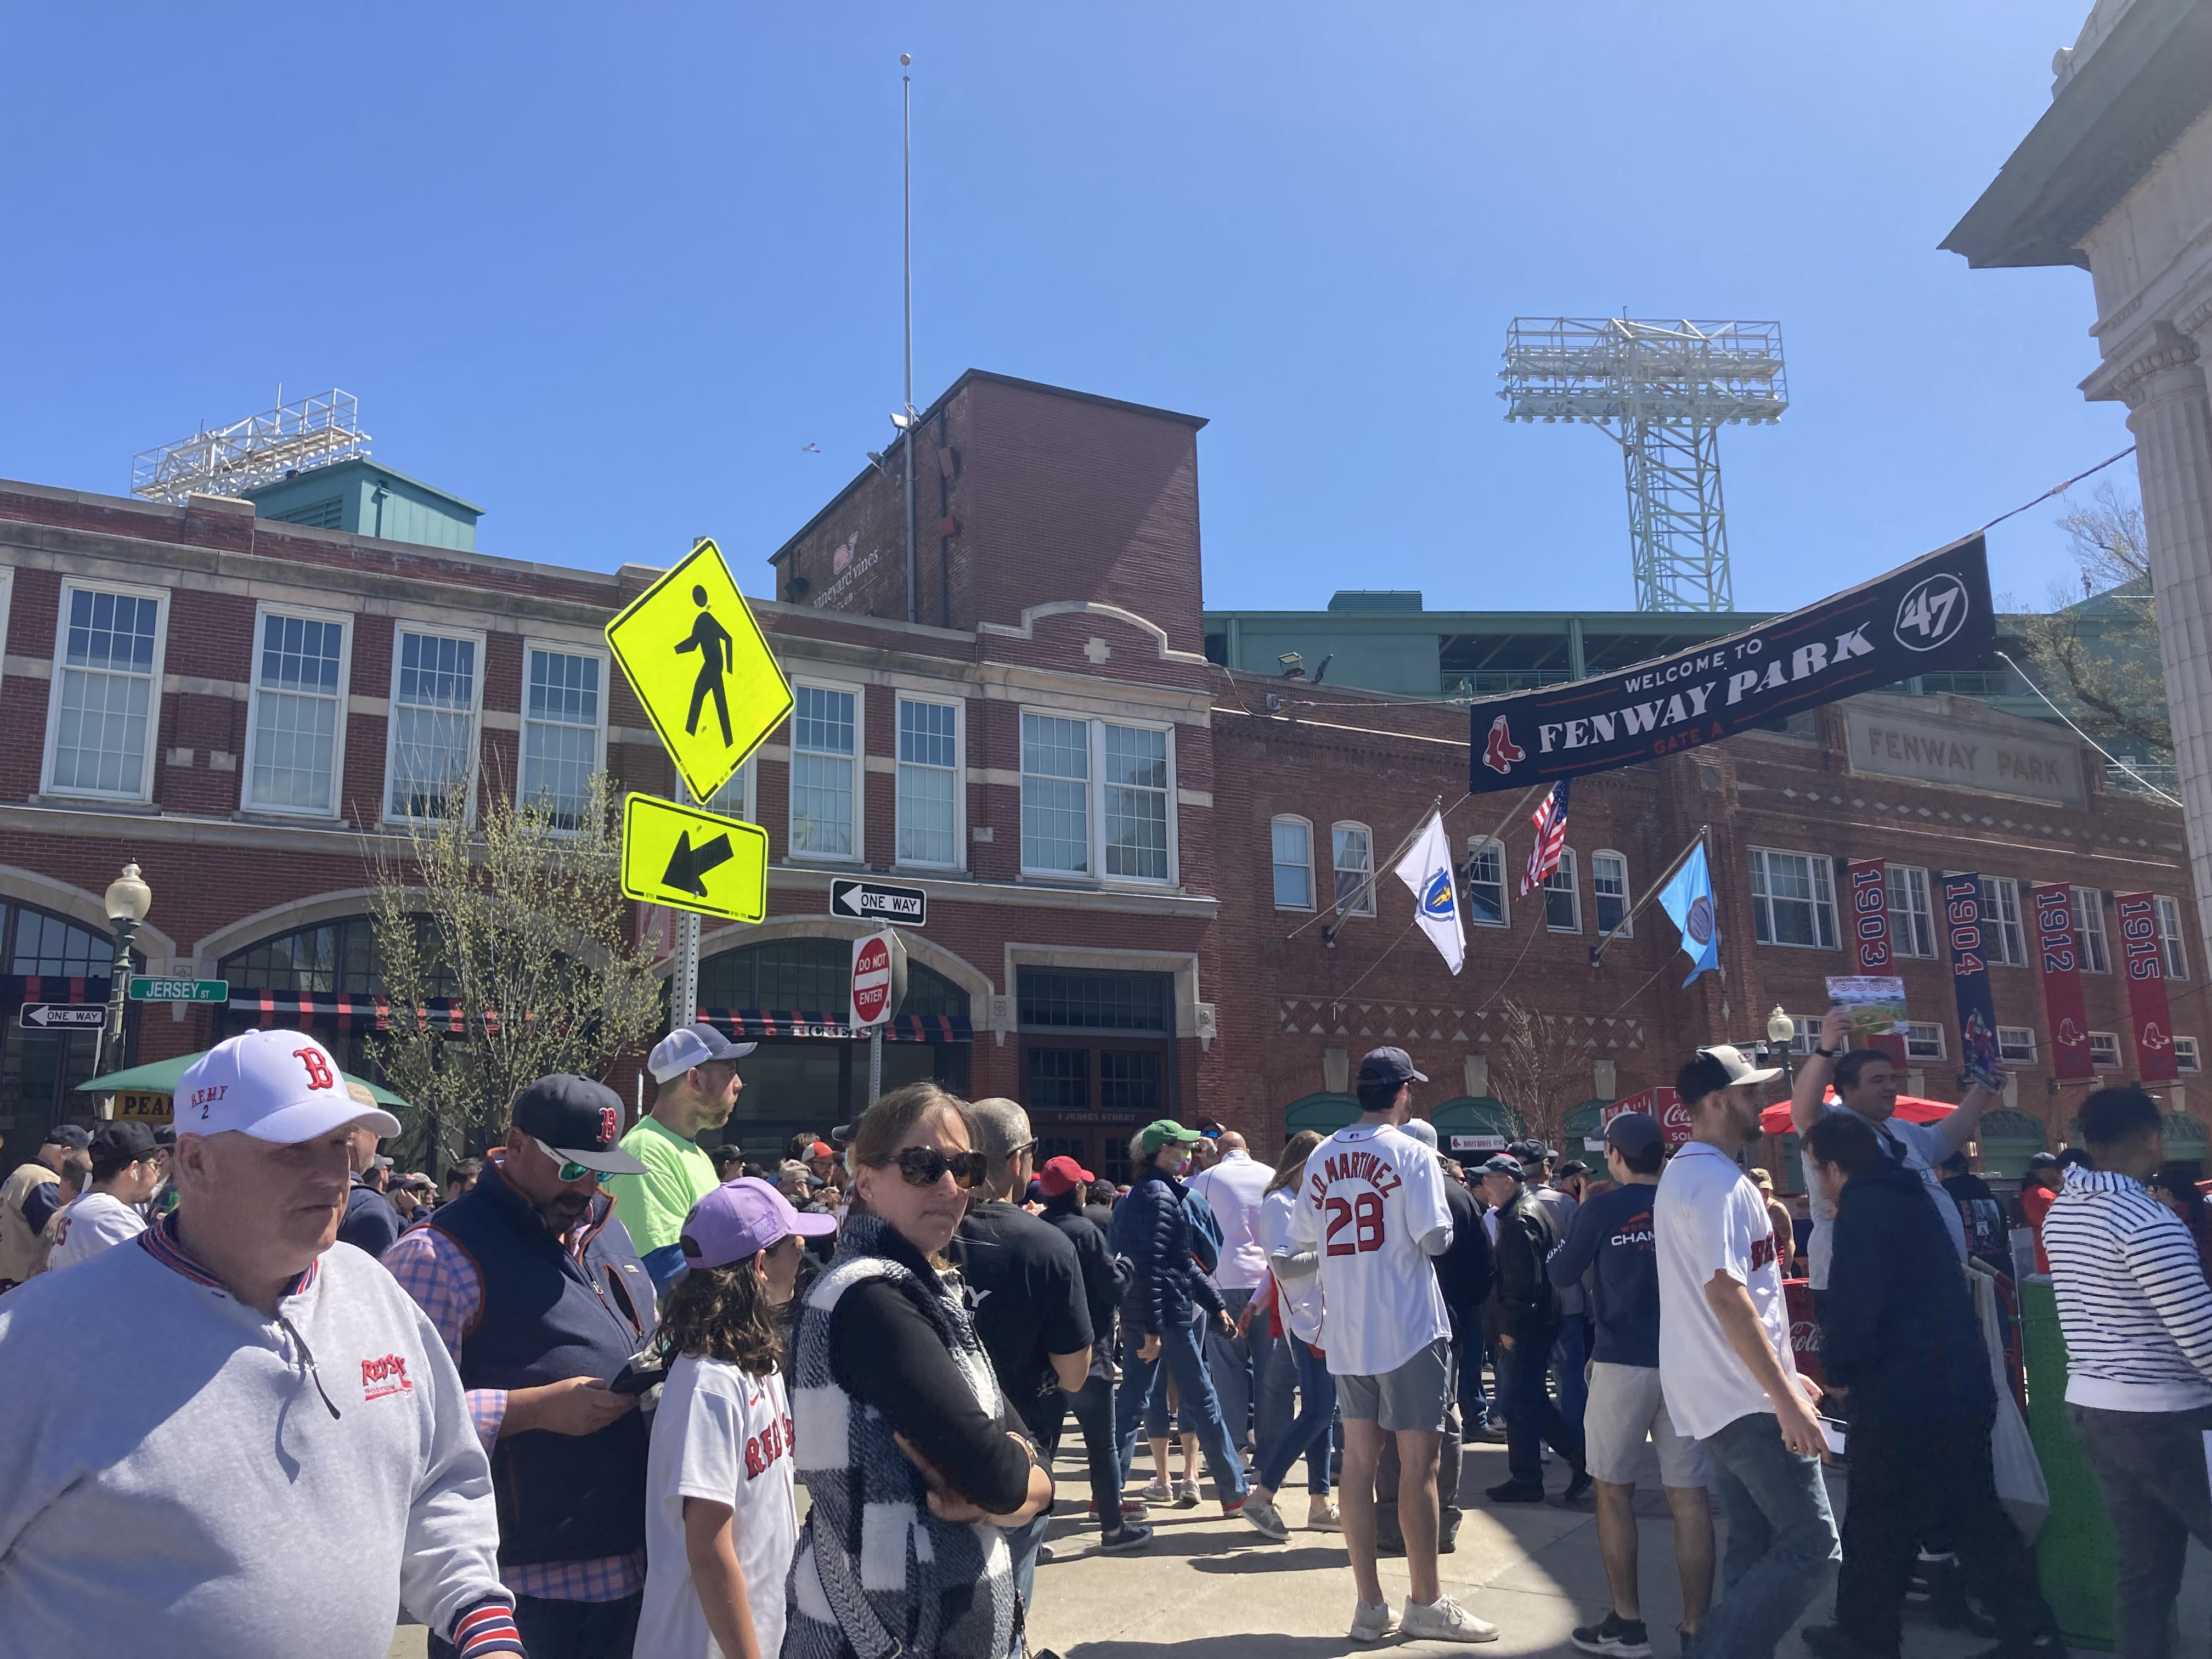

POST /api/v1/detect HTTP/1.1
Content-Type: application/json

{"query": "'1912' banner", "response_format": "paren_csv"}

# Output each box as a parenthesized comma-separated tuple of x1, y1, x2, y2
(2117, 891, 2180, 1084)
(2032, 882, 2095, 1081)
(1846, 859, 1907, 1067)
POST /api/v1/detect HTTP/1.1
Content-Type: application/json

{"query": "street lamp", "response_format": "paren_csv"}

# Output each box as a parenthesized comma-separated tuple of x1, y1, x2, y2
(1766, 1005, 1797, 1092)
(97, 862, 151, 1077)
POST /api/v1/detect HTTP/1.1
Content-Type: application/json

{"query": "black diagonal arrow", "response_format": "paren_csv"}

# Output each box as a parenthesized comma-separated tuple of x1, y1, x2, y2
(662, 830, 734, 897)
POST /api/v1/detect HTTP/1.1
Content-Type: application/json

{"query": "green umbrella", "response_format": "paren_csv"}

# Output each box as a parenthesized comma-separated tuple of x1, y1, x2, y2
(76, 1051, 408, 1110)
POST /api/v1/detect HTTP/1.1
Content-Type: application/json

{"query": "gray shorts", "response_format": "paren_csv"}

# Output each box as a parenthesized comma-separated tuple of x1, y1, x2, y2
(1583, 1361, 1711, 1488)
(1338, 1337, 1455, 1433)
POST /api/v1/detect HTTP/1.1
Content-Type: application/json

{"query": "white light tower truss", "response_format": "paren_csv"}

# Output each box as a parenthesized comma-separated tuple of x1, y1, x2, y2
(131, 390, 370, 505)
(1500, 319, 1787, 613)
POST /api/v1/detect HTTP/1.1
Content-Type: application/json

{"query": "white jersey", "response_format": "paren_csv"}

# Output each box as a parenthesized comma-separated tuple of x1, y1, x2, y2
(1290, 1122, 1452, 1377)
(47, 1192, 146, 1269)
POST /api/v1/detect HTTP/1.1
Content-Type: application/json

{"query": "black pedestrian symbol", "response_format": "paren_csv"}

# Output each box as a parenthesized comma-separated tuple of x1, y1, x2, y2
(676, 585, 735, 746)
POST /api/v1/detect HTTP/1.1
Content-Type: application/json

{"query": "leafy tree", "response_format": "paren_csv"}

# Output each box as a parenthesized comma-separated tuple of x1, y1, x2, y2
(2013, 482, 2171, 768)
(368, 771, 664, 1170)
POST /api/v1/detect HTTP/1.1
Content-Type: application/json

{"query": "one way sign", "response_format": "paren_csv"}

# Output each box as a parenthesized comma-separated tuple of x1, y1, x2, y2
(20, 1003, 105, 1030)
(831, 878, 926, 929)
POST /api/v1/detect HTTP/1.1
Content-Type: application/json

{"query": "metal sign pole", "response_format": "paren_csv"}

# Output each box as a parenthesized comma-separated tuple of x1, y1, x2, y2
(673, 777, 703, 1025)
(868, 1026, 883, 1104)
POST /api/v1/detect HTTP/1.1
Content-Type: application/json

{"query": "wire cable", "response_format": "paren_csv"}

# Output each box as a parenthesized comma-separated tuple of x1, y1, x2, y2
(1993, 650, 2182, 808)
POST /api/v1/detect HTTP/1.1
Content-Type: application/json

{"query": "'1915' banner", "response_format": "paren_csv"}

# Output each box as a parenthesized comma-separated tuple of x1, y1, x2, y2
(2032, 882, 2095, 1081)
(1846, 859, 1908, 1067)
(2117, 891, 2180, 1083)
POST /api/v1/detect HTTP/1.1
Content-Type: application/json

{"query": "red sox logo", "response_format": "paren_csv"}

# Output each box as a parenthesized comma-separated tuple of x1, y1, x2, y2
(599, 1107, 620, 1143)
(2143, 1023, 2173, 1053)
(360, 1353, 414, 1401)
(294, 1048, 335, 1091)
(2056, 1018, 2085, 1048)
(1482, 715, 1526, 776)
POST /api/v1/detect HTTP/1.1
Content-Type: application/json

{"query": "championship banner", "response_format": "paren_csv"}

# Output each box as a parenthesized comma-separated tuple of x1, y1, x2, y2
(2116, 891, 2181, 1083)
(1845, 858, 1907, 1066)
(1944, 872, 2004, 1090)
(2031, 883, 2095, 1081)
(1468, 535, 1994, 792)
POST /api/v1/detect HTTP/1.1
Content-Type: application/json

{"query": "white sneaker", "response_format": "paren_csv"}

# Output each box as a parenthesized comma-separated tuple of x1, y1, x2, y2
(1350, 1601, 1400, 1643)
(1402, 1595, 1500, 1644)
(1307, 1498, 1342, 1532)
(1241, 1494, 1290, 1541)
(1138, 1477, 1172, 1505)
(1174, 1477, 1201, 1508)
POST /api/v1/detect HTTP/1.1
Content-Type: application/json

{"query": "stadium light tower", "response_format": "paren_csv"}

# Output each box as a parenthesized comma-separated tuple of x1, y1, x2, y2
(1500, 319, 1787, 613)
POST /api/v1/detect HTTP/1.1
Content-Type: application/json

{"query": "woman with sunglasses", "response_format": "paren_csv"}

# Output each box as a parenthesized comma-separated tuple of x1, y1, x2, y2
(785, 1083, 1053, 1659)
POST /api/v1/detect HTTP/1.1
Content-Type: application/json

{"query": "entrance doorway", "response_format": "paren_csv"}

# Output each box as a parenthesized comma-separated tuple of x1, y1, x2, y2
(1017, 966, 1177, 1189)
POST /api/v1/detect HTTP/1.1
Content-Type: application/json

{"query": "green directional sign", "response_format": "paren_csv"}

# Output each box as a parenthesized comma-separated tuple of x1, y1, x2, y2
(128, 977, 232, 1004)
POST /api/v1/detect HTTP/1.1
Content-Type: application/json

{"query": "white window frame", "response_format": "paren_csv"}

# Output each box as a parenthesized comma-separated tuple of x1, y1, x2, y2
(893, 692, 964, 871)
(1887, 866, 1937, 958)
(2089, 1030, 2121, 1069)
(382, 623, 487, 826)
(1017, 706, 1178, 888)
(1272, 815, 1314, 911)
(1465, 837, 1509, 929)
(1592, 848, 1632, 938)
(1997, 1025, 2038, 1065)
(2158, 895, 2190, 980)
(703, 754, 756, 822)
(787, 676, 865, 864)
(2177, 1035, 2201, 1074)
(2074, 887, 2112, 974)
(518, 638, 610, 836)
(0, 571, 14, 724)
(1543, 848, 1582, 934)
(1980, 876, 2027, 968)
(240, 601, 353, 820)
(1750, 845, 1839, 950)
(42, 577, 171, 804)
(1905, 1022, 1947, 1062)
(1332, 821, 1375, 918)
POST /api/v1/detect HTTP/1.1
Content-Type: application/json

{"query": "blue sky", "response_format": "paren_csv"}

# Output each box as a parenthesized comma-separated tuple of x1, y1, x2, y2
(1, 2, 2125, 616)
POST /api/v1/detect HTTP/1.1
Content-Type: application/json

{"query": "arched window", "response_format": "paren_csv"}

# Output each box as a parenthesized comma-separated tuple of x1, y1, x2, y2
(7, 904, 117, 978)
(1592, 850, 1631, 936)
(219, 913, 459, 998)
(1331, 822, 1374, 917)
(1464, 838, 1508, 928)
(697, 937, 970, 1019)
(1272, 816, 1313, 911)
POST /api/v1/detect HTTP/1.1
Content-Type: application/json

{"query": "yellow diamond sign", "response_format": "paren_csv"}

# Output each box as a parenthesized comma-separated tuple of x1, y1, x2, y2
(605, 538, 791, 805)
(621, 794, 770, 923)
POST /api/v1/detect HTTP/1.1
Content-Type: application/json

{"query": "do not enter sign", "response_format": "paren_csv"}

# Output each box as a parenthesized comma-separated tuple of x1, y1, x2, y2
(850, 929, 906, 1030)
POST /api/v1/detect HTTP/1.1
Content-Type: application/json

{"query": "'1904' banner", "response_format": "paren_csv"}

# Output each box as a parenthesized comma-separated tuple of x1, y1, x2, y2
(1944, 872, 2004, 1090)
(2032, 882, 2095, 1081)
(1846, 859, 1907, 1067)
(2117, 891, 2180, 1083)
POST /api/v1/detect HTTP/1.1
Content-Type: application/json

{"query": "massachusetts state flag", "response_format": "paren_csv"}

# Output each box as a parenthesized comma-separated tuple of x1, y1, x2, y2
(1519, 781, 1571, 899)
(1393, 811, 1465, 975)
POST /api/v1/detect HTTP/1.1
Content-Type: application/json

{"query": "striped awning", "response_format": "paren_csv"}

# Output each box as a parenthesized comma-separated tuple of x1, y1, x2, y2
(226, 991, 478, 1032)
(1, 974, 116, 1006)
(695, 1009, 973, 1044)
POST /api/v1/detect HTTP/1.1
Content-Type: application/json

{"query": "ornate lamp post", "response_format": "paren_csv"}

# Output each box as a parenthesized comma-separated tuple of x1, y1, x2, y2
(97, 862, 151, 1077)
(1766, 1005, 1798, 1093)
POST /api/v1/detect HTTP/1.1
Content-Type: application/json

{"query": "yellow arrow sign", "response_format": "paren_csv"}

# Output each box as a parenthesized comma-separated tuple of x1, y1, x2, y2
(606, 539, 792, 804)
(620, 793, 770, 923)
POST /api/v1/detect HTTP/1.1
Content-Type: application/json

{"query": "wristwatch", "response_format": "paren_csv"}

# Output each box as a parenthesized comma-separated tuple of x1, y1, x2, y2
(1812, 1045, 1838, 1059)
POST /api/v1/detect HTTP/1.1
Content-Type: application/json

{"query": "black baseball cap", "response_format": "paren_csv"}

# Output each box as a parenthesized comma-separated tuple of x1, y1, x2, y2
(1479, 1154, 1525, 1179)
(1358, 1047, 1427, 1087)
(43, 1124, 90, 1152)
(90, 1120, 159, 1162)
(1604, 1111, 1664, 1160)
(511, 1075, 647, 1175)
(1555, 1159, 1591, 1180)
(2027, 1152, 2060, 1170)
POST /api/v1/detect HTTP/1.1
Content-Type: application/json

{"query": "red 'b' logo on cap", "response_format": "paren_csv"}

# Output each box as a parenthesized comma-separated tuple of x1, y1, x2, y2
(599, 1107, 619, 1143)
(294, 1048, 336, 1091)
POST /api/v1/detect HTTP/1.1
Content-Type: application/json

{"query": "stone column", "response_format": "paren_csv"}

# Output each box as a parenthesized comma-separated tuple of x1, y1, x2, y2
(2091, 321, 2212, 957)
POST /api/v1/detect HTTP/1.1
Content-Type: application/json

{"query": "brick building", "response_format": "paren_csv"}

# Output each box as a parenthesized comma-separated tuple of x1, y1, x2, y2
(0, 368, 2196, 1189)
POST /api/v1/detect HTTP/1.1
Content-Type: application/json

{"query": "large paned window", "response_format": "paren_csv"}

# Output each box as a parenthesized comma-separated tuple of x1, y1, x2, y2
(896, 696, 960, 867)
(1592, 850, 1630, 936)
(1333, 823, 1375, 916)
(698, 938, 968, 1018)
(1272, 817, 1313, 910)
(245, 608, 348, 815)
(13, 907, 114, 978)
(1015, 967, 1176, 1127)
(520, 646, 604, 832)
(1019, 712, 1175, 884)
(1465, 838, 1508, 927)
(1751, 847, 1838, 949)
(1544, 849, 1581, 932)
(1103, 725, 1170, 880)
(706, 758, 752, 820)
(219, 912, 460, 998)
(1886, 866, 1936, 958)
(1021, 713, 1090, 874)
(789, 683, 858, 859)
(2159, 896, 2190, 980)
(387, 629, 481, 820)
(2074, 887, 2111, 974)
(1980, 877, 2027, 968)
(47, 583, 165, 799)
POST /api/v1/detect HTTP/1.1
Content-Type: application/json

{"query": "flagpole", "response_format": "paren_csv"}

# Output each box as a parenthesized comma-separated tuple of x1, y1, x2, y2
(1285, 795, 1443, 943)
(1589, 824, 1710, 968)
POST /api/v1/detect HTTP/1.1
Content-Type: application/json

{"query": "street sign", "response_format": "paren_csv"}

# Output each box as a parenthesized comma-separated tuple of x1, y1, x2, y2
(850, 929, 908, 1030)
(128, 977, 230, 1003)
(831, 877, 927, 929)
(619, 794, 771, 923)
(20, 1003, 105, 1030)
(605, 538, 793, 805)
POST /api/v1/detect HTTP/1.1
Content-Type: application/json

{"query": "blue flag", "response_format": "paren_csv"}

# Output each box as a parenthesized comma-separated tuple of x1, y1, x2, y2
(1657, 843, 1720, 987)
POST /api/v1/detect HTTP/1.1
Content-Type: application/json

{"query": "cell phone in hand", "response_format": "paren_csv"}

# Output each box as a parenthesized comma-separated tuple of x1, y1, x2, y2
(1818, 1417, 1848, 1456)
(607, 1349, 668, 1396)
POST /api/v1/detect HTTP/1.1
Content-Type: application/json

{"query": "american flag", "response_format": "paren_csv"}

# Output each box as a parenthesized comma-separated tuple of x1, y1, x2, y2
(1519, 780, 1571, 898)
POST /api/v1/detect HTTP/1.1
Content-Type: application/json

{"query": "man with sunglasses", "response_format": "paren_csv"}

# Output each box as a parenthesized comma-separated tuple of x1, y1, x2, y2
(602, 1023, 755, 1294)
(387, 1074, 659, 1659)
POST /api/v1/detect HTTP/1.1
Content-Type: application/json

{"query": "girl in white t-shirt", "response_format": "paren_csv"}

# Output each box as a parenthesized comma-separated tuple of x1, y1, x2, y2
(640, 1177, 838, 1659)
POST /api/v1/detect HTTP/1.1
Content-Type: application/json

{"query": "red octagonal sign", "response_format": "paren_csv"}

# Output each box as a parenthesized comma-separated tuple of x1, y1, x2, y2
(851, 933, 893, 1029)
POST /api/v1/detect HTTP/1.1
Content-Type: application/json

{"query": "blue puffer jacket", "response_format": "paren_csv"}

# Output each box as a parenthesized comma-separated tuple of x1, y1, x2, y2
(1111, 1170, 1199, 1337)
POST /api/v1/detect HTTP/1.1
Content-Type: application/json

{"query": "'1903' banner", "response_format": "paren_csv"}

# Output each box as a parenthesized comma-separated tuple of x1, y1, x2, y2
(2116, 891, 2180, 1083)
(1846, 859, 1907, 1067)
(2031, 882, 2095, 1081)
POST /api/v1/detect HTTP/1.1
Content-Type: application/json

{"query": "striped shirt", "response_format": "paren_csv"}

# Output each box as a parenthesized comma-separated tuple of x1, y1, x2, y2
(2045, 1167, 2212, 1411)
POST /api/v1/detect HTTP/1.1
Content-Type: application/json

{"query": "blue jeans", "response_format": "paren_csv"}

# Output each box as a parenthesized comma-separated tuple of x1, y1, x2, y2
(1505, 1321, 1584, 1485)
(430, 1593, 640, 1659)
(1116, 1317, 1248, 1502)
(1205, 1286, 1257, 1447)
(1255, 1337, 1335, 1495)
(1007, 1510, 1051, 1614)
(1553, 1314, 1589, 1436)
(1459, 1331, 1491, 1429)
(1255, 1324, 1296, 1457)
(1698, 1411, 1841, 1659)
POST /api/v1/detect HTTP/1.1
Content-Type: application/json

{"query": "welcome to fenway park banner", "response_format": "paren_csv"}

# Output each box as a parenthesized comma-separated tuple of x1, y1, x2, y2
(1468, 535, 1995, 792)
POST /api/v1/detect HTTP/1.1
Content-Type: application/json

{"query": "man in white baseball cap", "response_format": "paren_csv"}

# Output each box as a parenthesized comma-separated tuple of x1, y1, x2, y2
(0, 1028, 520, 1658)
(602, 1022, 755, 1292)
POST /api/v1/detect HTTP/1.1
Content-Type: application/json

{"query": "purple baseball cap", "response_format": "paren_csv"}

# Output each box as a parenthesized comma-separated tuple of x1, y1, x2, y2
(679, 1176, 837, 1269)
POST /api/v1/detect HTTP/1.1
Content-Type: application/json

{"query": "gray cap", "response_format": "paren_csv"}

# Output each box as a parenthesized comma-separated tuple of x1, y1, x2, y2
(650, 1022, 757, 1082)
(1399, 1118, 1438, 1150)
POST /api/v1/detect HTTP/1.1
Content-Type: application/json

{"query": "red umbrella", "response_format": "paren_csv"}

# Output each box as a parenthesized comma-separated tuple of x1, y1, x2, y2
(1759, 1091, 1957, 1136)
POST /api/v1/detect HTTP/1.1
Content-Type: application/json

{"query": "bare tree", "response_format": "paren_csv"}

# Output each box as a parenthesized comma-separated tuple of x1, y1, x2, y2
(1487, 998, 1589, 1151)
(2014, 481, 2171, 764)
(368, 771, 665, 1170)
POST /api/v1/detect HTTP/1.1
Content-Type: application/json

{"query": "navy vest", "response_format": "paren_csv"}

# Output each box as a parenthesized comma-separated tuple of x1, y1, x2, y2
(430, 1162, 654, 1565)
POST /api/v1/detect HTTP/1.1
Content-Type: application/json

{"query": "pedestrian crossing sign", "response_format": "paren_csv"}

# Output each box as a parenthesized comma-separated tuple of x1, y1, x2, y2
(605, 539, 792, 805)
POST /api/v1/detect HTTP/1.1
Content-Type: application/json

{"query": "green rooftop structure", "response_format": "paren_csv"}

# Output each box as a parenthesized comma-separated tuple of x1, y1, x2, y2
(244, 458, 482, 552)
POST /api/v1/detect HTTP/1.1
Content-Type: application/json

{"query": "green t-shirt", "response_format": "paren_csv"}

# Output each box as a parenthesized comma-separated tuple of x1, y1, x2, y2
(601, 1114, 719, 1254)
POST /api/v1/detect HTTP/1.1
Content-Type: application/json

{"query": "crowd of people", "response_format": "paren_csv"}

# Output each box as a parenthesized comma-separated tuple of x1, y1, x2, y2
(7, 1012, 2212, 1659)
